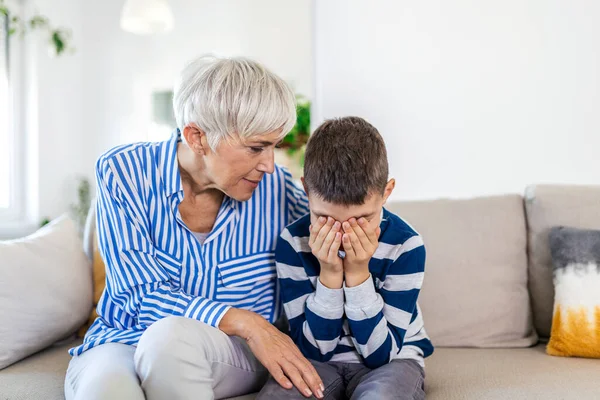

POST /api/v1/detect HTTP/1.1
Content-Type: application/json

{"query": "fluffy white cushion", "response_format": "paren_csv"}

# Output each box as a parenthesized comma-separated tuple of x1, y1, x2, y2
(0, 215, 92, 369)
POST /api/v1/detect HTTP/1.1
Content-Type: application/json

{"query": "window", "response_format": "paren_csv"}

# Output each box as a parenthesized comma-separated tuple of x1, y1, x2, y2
(0, 5, 22, 223)
(0, 12, 10, 210)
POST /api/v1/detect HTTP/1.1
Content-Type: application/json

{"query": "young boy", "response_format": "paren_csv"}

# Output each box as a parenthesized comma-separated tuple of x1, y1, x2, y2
(258, 116, 434, 400)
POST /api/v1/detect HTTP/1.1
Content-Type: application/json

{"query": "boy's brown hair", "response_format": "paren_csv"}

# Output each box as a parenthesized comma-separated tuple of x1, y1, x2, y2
(303, 116, 389, 205)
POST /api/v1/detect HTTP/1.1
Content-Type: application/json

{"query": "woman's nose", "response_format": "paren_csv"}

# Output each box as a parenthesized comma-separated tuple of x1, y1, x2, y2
(257, 148, 275, 174)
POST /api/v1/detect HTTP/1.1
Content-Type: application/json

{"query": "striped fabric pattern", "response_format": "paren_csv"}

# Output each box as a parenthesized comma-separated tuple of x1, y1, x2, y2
(276, 209, 434, 369)
(70, 131, 308, 356)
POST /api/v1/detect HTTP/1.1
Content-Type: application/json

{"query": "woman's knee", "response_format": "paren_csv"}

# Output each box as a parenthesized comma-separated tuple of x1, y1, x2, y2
(66, 369, 142, 400)
(134, 316, 218, 376)
(65, 343, 143, 400)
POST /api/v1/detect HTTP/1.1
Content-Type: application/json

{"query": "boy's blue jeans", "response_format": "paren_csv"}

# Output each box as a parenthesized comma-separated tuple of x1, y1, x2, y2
(256, 358, 425, 400)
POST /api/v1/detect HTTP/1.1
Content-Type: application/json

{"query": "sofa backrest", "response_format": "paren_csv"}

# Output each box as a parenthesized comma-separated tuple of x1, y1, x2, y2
(85, 184, 600, 344)
(524, 184, 600, 338)
(387, 195, 538, 348)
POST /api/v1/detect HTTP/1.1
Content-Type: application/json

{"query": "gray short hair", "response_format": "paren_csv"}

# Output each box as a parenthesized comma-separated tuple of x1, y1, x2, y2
(173, 55, 296, 150)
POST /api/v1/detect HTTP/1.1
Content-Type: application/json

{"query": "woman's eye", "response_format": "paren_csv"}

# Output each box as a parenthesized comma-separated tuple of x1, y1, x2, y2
(249, 147, 264, 153)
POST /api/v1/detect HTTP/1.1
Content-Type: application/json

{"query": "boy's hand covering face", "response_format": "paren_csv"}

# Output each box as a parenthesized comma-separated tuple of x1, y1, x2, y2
(341, 217, 380, 282)
(309, 216, 343, 273)
(309, 216, 380, 266)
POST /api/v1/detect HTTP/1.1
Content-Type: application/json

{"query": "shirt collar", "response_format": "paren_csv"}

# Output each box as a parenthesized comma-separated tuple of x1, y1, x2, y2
(160, 130, 238, 211)
(162, 129, 183, 197)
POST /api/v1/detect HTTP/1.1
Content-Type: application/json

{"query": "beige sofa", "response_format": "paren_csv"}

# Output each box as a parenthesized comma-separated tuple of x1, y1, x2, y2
(2, 184, 600, 400)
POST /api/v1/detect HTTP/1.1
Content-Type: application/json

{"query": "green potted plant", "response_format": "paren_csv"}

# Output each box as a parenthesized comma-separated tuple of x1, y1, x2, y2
(275, 95, 311, 179)
(0, 0, 73, 57)
(70, 177, 92, 235)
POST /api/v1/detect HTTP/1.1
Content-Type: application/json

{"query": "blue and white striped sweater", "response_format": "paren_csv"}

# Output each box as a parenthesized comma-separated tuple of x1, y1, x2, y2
(70, 131, 308, 356)
(276, 210, 434, 369)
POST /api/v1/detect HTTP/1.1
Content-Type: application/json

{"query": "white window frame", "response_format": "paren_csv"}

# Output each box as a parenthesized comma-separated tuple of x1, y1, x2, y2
(0, 0, 26, 232)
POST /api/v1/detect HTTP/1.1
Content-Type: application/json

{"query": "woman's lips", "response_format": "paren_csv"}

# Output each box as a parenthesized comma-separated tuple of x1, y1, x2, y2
(243, 178, 260, 188)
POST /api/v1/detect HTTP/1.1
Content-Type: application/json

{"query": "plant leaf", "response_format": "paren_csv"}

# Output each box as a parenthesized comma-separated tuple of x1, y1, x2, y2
(52, 30, 66, 55)
(30, 15, 49, 28)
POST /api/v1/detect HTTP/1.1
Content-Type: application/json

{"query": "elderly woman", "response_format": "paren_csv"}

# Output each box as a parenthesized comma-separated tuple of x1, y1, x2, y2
(65, 56, 324, 400)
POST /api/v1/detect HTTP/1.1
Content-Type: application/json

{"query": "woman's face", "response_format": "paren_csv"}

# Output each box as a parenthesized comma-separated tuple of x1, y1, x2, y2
(200, 130, 282, 201)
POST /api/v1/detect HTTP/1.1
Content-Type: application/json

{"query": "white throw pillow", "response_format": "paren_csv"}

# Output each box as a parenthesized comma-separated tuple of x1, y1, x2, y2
(0, 215, 92, 369)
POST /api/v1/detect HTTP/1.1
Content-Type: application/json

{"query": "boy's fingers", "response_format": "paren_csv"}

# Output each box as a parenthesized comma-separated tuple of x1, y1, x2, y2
(321, 222, 340, 254)
(357, 218, 380, 249)
(328, 232, 342, 259)
(350, 230, 365, 257)
(353, 220, 371, 249)
(342, 222, 362, 257)
(309, 217, 327, 246)
(348, 231, 364, 256)
(313, 218, 334, 250)
(342, 233, 356, 258)
(365, 226, 379, 246)
(342, 221, 352, 234)
(315, 216, 327, 232)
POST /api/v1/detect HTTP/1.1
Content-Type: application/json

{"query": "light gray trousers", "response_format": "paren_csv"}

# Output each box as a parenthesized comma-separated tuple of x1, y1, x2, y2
(64, 316, 268, 400)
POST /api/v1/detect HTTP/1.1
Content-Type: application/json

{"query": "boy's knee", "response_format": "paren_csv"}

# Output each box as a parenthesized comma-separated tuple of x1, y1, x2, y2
(256, 377, 305, 400)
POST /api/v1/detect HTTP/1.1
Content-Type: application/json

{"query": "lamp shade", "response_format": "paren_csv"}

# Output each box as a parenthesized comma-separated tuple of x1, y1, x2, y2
(120, 0, 174, 35)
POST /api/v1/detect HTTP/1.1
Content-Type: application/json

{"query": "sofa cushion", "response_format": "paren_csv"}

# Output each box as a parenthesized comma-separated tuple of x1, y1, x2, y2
(0, 215, 93, 369)
(5, 342, 599, 400)
(0, 337, 81, 400)
(388, 195, 537, 347)
(426, 345, 600, 400)
(525, 184, 600, 338)
(78, 232, 106, 337)
(0, 337, 257, 400)
(546, 226, 600, 358)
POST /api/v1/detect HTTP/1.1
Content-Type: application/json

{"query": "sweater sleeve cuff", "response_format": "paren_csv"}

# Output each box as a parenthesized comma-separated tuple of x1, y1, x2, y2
(306, 279, 344, 320)
(343, 274, 383, 320)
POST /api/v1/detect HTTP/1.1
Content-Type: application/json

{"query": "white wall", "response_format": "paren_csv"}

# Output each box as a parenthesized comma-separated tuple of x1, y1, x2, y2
(16, 0, 312, 228)
(81, 0, 313, 159)
(314, 0, 600, 201)
(21, 0, 87, 227)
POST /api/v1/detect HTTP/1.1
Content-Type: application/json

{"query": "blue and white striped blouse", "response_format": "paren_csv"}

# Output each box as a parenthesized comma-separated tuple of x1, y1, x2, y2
(276, 209, 434, 368)
(70, 131, 309, 356)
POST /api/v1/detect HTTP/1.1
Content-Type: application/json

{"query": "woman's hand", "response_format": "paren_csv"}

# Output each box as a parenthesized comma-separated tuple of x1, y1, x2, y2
(220, 308, 324, 399)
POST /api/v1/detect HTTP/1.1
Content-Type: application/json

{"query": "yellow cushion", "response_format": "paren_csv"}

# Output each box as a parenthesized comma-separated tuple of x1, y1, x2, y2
(77, 232, 106, 337)
(548, 306, 600, 358)
(546, 226, 600, 358)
